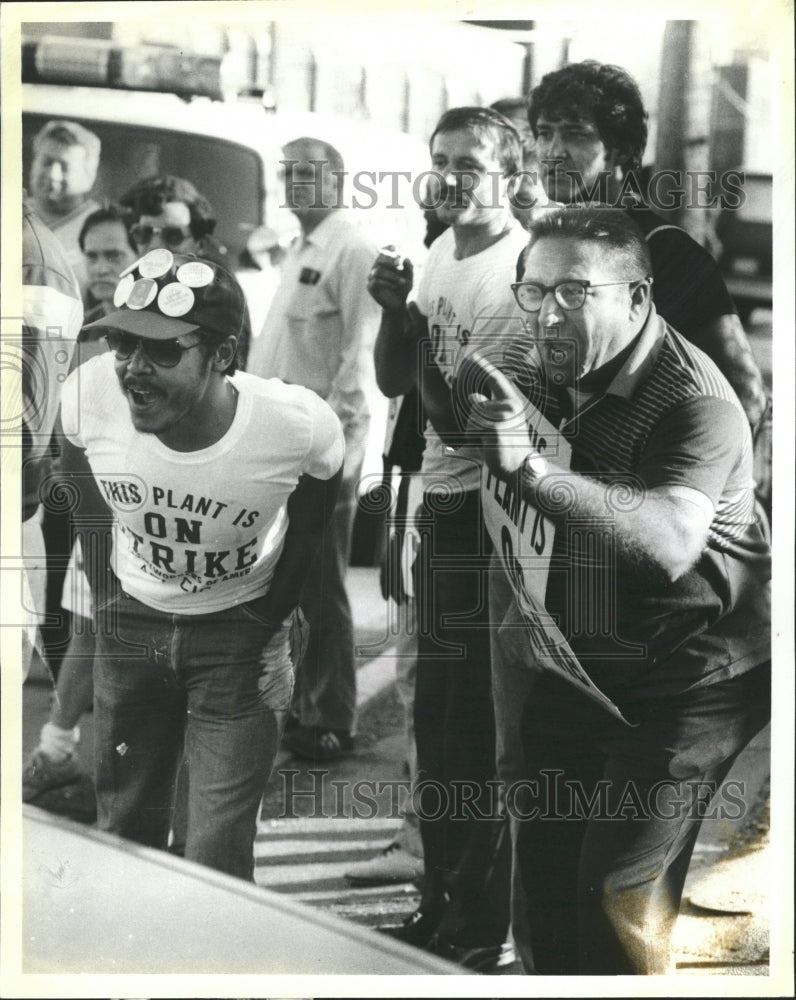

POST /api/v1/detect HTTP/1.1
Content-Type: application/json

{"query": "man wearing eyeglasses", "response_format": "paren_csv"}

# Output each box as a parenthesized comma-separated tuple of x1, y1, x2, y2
(528, 61, 770, 522)
(460, 207, 771, 975)
(58, 250, 344, 880)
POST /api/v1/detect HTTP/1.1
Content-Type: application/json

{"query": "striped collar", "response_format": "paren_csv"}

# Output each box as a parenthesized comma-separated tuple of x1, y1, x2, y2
(560, 305, 667, 419)
(603, 304, 667, 400)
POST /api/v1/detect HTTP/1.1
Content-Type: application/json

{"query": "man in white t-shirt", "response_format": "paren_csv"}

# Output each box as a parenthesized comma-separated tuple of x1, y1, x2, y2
(60, 250, 344, 880)
(367, 106, 529, 971)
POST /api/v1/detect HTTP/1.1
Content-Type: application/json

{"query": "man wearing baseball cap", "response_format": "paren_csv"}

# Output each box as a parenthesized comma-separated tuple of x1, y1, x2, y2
(59, 249, 344, 879)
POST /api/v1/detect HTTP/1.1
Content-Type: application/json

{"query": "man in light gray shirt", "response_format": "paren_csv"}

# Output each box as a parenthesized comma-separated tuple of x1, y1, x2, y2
(247, 136, 381, 760)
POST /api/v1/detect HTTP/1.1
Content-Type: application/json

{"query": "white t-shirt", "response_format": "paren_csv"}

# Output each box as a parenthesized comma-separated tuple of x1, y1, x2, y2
(61, 354, 344, 614)
(415, 223, 529, 493)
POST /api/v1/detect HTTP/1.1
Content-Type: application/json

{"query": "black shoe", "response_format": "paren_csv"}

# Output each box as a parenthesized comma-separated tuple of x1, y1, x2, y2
(428, 937, 517, 973)
(282, 723, 355, 761)
(377, 907, 441, 948)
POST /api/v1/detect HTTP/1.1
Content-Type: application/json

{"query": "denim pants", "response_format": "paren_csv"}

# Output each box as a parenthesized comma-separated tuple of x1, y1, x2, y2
(489, 563, 771, 974)
(413, 489, 511, 947)
(93, 585, 296, 881)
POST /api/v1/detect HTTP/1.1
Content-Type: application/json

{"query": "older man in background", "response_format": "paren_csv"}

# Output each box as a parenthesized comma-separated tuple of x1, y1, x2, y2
(28, 120, 101, 294)
(247, 136, 382, 762)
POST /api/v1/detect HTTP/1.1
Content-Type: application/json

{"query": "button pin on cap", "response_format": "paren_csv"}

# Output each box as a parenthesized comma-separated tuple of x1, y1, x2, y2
(126, 278, 158, 310)
(113, 273, 136, 307)
(157, 282, 195, 317)
(176, 261, 214, 287)
(138, 248, 174, 279)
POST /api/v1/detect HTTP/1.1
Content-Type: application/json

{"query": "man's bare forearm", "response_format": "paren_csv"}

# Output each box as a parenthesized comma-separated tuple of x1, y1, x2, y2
(374, 304, 428, 398)
(694, 315, 768, 428)
(419, 347, 462, 446)
(60, 435, 114, 600)
(250, 468, 343, 626)
(523, 465, 708, 583)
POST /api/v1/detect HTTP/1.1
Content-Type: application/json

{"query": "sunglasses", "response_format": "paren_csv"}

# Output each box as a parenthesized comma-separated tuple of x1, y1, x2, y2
(130, 223, 194, 249)
(104, 331, 204, 368)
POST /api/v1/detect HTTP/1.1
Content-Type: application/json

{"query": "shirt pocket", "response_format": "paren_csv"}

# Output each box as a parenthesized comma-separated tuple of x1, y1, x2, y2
(285, 280, 339, 325)
(284, 281, 342, 385)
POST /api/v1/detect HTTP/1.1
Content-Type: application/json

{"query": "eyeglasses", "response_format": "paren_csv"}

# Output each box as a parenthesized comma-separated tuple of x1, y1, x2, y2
(104, 331, 204, 368)
(129, 223, 194, 249)
(511, 279, 648, 313)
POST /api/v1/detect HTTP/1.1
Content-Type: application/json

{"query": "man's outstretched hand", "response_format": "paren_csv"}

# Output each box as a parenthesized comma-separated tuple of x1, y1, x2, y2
(459, 351, 543, 478)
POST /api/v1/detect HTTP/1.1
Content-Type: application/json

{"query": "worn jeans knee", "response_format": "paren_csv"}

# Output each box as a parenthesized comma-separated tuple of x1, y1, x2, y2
(93, 588, 296, 879)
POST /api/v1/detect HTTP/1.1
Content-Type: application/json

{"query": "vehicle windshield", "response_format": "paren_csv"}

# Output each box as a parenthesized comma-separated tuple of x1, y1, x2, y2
(23, 113, 263, 267)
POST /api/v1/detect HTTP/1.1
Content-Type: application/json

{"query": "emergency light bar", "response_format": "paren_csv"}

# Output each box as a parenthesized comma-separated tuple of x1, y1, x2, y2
(22, 35, 226, 101)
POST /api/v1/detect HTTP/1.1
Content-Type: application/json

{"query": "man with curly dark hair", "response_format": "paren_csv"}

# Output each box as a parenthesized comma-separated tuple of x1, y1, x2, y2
(528, 60, 770, 519)
(121, 175, 217, 253)
(529, 60, 649, 201)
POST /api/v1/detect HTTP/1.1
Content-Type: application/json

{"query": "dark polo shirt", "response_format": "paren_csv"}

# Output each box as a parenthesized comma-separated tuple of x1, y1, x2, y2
(626, 203, 737, 341)
(538, 307, 770, 700)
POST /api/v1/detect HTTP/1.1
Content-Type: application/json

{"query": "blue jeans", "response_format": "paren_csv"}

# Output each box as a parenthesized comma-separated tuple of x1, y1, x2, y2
(490, 563, 771, 974)
(93, 585, 297, 880)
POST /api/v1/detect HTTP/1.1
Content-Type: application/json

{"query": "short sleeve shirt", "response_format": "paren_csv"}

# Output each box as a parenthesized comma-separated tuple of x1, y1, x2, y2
(536, 311, 770, 698)
(415, 223, 529, 492)
(627, 203, 737, 341)
(247, 212, 381, 437)
(61, 355, 344, 614)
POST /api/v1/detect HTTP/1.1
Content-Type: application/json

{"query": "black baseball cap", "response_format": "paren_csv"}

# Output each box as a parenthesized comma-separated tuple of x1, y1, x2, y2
(84, 250, 244, 341)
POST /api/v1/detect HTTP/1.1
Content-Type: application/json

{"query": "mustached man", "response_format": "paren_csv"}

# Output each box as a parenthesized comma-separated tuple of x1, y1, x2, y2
(59, 249, 344, 879)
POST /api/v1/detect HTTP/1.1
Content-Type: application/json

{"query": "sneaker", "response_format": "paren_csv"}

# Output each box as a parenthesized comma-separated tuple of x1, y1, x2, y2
(282, 724, 355, 761)
(428, 938, 518, 974)
(23, 749, 84, 802)
(344, 841, 424, 886)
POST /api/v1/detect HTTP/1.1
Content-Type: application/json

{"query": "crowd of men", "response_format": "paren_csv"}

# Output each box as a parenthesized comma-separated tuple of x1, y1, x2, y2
(21, 59, 771, 977)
